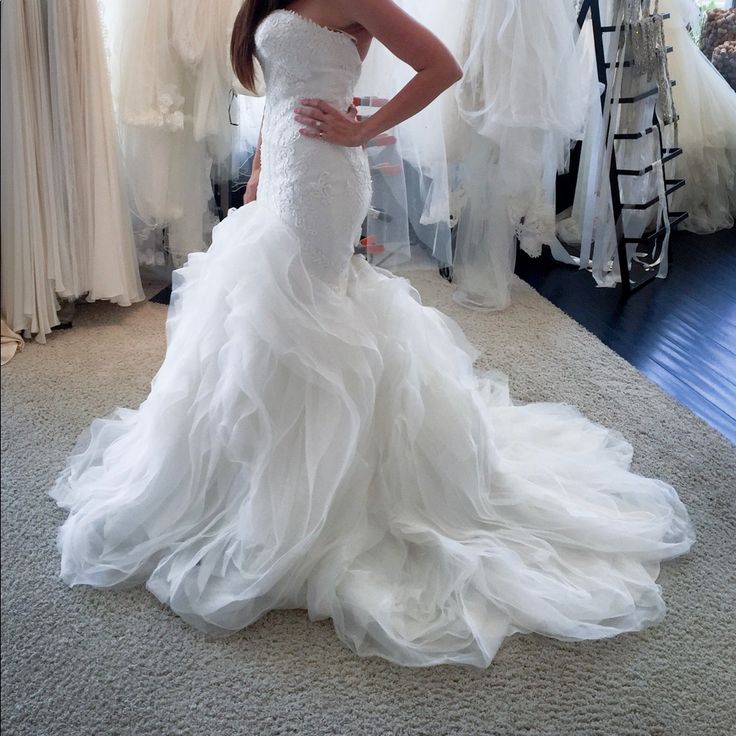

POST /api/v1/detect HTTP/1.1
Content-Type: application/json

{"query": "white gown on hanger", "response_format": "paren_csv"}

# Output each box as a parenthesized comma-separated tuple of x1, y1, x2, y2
(100, 0, 223, 267)
(51, 10, 696, 669)
(48, 0, 144, 307)
(662, 0, 736, 233)
(1, 0, 76, 340)
(1, 0, 143, 342)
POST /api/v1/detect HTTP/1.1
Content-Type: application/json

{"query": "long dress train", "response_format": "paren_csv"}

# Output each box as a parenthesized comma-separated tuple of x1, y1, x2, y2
(50, 9, 696, 668)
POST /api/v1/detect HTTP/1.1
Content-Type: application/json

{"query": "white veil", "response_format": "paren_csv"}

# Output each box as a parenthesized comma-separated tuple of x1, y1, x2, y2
(450, 0, 591, 311)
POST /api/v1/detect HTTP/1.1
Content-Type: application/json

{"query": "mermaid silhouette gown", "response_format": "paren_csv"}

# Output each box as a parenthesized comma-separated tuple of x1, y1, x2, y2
(51, 9, 696, 668)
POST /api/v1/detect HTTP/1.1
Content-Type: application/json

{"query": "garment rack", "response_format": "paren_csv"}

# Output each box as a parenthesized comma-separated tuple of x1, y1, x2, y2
(569, 0, 689, 297)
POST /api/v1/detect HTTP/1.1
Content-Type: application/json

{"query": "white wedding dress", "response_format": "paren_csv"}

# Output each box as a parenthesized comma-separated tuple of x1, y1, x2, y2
(51, 9, 696, 669)
(661, 0, 736, 233)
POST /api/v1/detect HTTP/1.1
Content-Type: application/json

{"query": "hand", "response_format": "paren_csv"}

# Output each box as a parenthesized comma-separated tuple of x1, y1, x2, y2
(244, 168, 260, 204)
(294, 98, 366, 147)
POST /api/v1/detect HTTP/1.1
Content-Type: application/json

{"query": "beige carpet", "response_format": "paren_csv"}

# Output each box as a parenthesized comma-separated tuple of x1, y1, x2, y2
(2, 270, 734, 736)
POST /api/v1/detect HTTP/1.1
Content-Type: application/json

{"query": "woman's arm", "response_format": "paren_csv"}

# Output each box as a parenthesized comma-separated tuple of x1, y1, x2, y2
(244, 119, 263, 204)
(253, 128, 263, 172)
(294, 0, 462, 147)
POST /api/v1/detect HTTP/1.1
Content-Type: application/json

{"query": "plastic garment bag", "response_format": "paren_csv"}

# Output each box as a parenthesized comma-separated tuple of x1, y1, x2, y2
(1, 0, 144, 342)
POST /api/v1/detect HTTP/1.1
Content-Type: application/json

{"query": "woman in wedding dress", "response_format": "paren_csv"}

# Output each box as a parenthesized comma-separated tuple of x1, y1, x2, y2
(51, 0, 696, 669)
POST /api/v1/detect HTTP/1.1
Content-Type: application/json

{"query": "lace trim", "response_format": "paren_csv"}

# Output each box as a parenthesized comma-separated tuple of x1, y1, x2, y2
(272, 9, 362, 66)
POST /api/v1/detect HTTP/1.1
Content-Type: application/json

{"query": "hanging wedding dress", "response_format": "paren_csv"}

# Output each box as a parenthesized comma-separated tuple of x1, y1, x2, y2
(352, 40, 453, 270)
(172, 0, 243, 159)
(51, 10, 695, 669)
(47, 0, 144, 306)
(451, 0, 591, 311)
(1, 0, 143, 342)
(100, 0, 237, 267)
(0, 320, 24, 366)
(558, 0, 679, 287)
(1, 0, 69, 340)
(661, 0, 736, 233)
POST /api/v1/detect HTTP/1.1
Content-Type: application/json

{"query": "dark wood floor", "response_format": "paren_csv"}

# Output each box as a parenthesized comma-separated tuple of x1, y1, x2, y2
(515, 227, 736, 445)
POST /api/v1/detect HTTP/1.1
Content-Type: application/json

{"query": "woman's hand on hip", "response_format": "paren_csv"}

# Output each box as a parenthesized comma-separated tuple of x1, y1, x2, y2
(294, 99, 366, 147)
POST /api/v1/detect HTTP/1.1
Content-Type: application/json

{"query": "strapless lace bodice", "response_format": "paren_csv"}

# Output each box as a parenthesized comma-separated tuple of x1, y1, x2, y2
(254, 9, 372, 293)
(255, 9, 363, 109)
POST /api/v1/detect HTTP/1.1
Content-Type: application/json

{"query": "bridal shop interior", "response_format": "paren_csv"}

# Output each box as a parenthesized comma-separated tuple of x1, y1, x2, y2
(2, 1, 734, 735)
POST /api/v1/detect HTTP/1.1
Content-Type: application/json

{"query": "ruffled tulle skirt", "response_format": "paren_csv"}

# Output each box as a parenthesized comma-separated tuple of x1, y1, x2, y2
(51, 201, 695, 667)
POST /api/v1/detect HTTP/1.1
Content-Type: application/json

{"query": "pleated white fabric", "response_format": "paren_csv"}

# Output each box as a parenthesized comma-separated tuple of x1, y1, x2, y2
(48, 0, 144, 306)
(1, 0, 143, 342)
(1, 0, 71, 339)
(51, 9, 696, 669)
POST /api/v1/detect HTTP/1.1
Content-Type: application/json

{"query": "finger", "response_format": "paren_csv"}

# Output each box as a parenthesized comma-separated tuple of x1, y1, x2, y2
(295, 105, 329, 122)
(299, 127, 324, 139)
(300, 98, 336, 115)
(294, 114, 323, 129)
(295, 115, 330, 133)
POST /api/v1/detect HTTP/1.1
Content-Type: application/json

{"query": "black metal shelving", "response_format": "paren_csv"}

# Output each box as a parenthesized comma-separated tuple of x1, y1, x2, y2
(573, 0, 689, 297)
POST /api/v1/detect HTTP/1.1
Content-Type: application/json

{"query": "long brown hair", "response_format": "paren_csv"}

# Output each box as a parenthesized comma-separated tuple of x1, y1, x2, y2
(230, 1, 288, 93)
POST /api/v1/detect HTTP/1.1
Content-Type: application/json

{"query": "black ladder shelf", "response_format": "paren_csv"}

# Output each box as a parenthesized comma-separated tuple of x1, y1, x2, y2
(575, 0, 689, 297)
